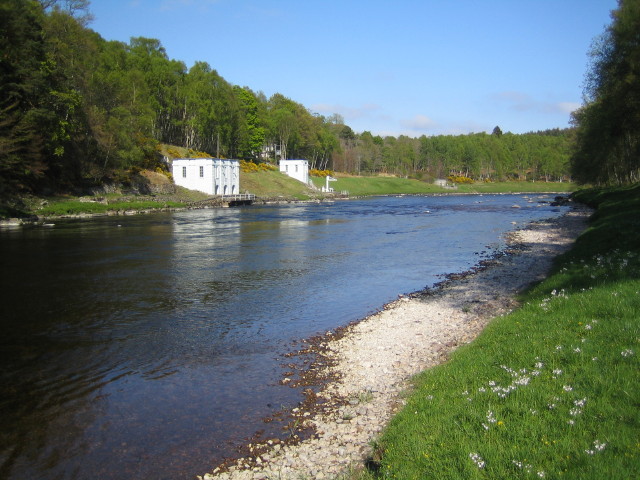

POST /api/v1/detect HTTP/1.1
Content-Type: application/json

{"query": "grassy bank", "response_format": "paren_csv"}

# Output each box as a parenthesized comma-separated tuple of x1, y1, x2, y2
(2, 171, 575, 219)
(34, 199, 187, 216)
(361, 184, 639, 479)
(241, 169, 323, 200)
(311, 175, 575, 197)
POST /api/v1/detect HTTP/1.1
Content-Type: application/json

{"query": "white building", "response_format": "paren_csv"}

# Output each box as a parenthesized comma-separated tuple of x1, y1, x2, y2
(172, 158, 239, 195)
(279, 159, 309, 184)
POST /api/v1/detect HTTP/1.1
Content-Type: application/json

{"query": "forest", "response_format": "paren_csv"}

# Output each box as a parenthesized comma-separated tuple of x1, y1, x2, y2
(569, 0, 640, 185)
(1, 0, 636, 199)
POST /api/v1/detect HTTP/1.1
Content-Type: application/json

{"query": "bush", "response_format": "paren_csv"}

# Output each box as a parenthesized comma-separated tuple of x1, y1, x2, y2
(240, 160, 277, 173)
(310, 169, 334, 177)
(447, 175, 474, 184)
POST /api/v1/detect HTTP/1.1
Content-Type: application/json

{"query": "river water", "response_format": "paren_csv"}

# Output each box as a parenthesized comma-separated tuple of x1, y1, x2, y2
(0, 194, 568, 479)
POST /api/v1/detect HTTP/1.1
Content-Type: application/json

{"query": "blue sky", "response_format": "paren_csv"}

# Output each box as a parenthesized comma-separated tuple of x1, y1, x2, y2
(88, 0, 617, 137)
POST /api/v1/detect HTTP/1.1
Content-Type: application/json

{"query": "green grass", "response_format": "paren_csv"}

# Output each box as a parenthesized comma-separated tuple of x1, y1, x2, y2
(361, 184, 640, 480)
(455, 181, 577, 194)
(309, 175, 575, 197)
(36, 199, 186, 216)
(310, 176, 444, 196)
(241, 169, 320, 200)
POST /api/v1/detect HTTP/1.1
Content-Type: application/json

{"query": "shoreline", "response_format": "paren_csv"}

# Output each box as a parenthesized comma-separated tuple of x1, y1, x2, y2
(200, 204, 591, 480)
(0, 191, 571, 225)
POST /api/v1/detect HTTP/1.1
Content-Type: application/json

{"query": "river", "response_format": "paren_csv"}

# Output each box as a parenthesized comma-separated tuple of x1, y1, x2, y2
(0, 194, 568, 479)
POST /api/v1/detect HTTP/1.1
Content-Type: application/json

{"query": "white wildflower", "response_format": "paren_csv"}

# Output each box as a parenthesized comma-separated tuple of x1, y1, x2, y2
(469, 452, 485, 469)
(511, 460, 532, 472)
(594, 440, 607, 451)
(486, 410, 497, 424)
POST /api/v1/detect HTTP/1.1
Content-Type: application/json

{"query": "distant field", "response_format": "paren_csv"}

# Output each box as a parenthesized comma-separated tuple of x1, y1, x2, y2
(309, 175, 576, 197)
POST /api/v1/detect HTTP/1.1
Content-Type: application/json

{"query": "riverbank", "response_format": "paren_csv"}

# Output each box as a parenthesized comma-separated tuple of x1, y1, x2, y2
(0, 176, 574, 221)
(199, 203, 591, 479)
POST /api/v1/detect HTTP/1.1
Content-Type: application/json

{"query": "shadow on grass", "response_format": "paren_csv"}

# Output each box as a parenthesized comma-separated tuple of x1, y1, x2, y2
(523, 183, 640, 300)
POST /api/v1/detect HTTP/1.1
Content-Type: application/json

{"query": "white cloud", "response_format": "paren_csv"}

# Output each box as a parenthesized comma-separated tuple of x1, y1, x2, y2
(311, 103, 381, 121)
(493, 91, 535, 112)
(400, 114, 437, 131)
(556, 102, 581, 114)
(493, 91, 580, 116)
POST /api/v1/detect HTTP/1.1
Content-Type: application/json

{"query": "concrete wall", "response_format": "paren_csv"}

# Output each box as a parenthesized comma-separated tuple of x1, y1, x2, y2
(172, 158, 239, 195)
(279, 159, 309, 184)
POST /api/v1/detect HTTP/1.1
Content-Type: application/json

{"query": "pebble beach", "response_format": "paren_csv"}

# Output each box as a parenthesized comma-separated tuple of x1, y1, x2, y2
(200, 205, 590, 480)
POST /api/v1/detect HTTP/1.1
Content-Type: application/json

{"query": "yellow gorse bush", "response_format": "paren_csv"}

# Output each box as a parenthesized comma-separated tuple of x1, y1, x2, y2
(447, 175, 474, 184)
(240, 160, 278, 173)
(310, 169, 334, 177)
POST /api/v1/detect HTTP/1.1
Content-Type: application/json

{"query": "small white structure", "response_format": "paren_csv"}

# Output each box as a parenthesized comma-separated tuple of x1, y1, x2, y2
(321, 175, 338, 192)
(279, 159, 309, 184)
(434, 178, 448, 187)
(172, 158, 239, 195)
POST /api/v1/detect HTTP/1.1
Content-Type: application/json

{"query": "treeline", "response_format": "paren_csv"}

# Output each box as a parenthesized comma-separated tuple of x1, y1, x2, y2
(333, 127, 572, 182)
(1, 0, 573, 197)
(570, 0, 639, 185)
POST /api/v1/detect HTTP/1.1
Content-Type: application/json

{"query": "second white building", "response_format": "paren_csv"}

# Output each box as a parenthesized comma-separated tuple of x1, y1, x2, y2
(279, 159, 309, 185)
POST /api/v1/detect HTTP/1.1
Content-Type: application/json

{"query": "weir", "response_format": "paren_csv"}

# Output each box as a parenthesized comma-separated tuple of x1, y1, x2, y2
(222, 193, 256, 207)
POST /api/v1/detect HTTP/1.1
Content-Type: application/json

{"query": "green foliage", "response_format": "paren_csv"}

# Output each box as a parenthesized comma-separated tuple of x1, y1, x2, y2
(571, 0, 640, 185)
(0, 1, 576, 199)
(369, 185, 640, 480)
(0, 0, 50, 195)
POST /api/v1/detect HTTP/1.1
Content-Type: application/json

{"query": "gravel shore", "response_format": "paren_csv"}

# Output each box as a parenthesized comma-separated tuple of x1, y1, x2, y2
(200, 206, 590, 480)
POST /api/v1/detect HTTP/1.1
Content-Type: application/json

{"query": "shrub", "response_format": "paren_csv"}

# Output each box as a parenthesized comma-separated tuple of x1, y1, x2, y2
(310, 169, 334, 177)
(240, 160, 277, 173)
(447, 175, 474, 184)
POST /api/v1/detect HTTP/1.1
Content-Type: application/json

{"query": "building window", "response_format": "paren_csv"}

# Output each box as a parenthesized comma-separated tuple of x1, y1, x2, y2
(199, 166, 204, 177)
(295, 165, 299, 172)
(182, 166, 187, 178)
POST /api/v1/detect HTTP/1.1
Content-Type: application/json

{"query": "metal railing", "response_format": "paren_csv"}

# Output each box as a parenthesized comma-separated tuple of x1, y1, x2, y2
(221, 193, 256, 201)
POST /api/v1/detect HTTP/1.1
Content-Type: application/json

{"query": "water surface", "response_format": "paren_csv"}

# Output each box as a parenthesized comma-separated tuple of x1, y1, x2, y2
(0, 194, 567, 479)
